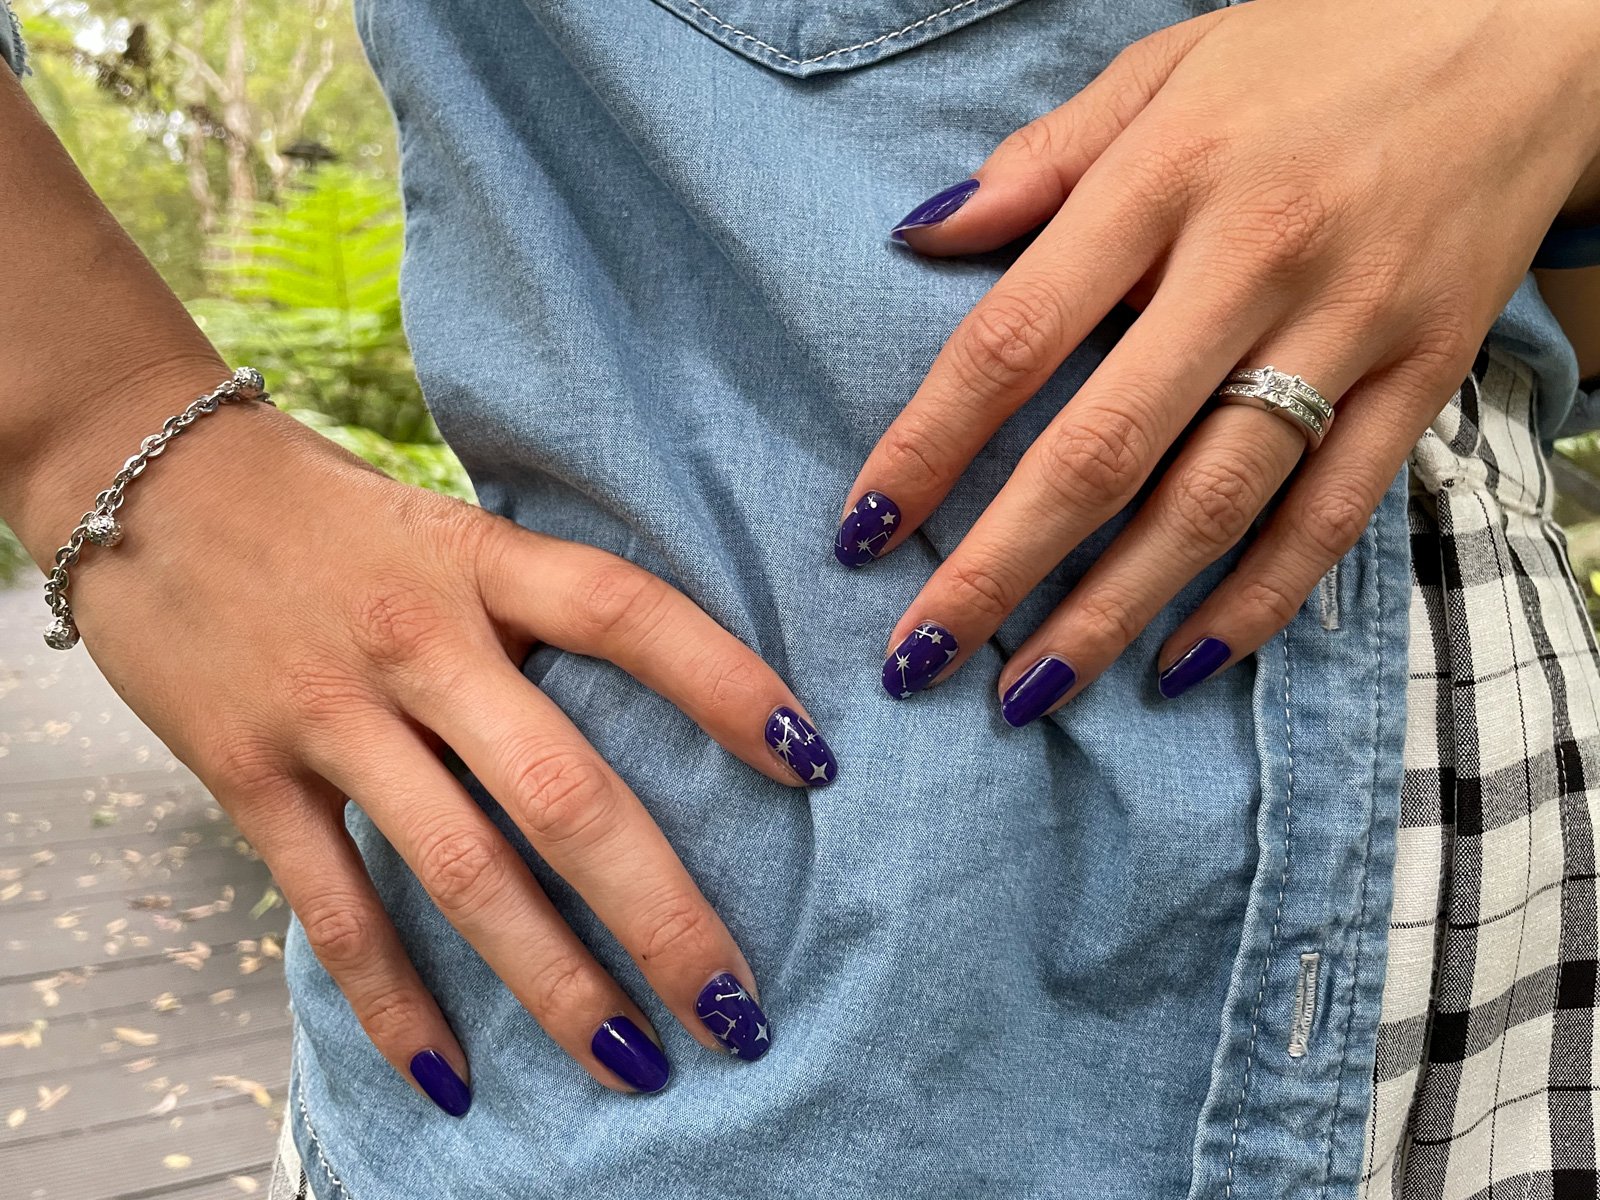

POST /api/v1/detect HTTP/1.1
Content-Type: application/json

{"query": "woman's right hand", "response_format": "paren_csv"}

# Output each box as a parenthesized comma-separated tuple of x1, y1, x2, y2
(13, 389, 829, 1111)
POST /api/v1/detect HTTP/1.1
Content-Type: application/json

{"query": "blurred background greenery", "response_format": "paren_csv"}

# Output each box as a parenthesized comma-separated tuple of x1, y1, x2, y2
(1, 0, 472, 586)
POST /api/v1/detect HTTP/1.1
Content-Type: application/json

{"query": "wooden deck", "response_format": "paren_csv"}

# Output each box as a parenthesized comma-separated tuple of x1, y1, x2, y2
(0, 581, 290, 1199)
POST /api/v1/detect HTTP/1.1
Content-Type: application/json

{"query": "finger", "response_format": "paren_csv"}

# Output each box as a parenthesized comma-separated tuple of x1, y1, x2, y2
(227, 779, 476, 1116)
(401, 656, 774, 1064)
(838, 156, 1186, 571)
(995, 403, 1304, 724)
(480, 530, 836, 788)
(312, 720, 683, 1093)
(891, 10, 1227, 254)
(878, 263, 1274, 698)
(995, 315, 1380, 721)
(1156, 358, 1459, 697)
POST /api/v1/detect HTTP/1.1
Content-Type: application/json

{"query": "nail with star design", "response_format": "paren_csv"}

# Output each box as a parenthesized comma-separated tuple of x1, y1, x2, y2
(764, 706, 837, 787)
(882, 621, 959, 699)
(695, 973, 772, 1062)
(834, 491, 902, 568)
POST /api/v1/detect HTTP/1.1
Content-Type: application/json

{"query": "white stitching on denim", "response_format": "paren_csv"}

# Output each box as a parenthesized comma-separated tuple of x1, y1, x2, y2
(294, 1063, 351, 1200)
(1225, 635, 1295, 1198)
(678, 0, 988, 67)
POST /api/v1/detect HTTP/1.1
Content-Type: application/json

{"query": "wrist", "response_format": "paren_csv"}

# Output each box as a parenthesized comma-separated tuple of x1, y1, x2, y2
(0, 352, 236, 567)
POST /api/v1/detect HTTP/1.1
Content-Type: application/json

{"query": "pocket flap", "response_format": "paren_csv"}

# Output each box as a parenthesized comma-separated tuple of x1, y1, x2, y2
(650, 0, 1035, 76)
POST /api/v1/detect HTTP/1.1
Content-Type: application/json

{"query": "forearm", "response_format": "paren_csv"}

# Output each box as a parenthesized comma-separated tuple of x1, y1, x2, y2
(0, 67, 231, 562)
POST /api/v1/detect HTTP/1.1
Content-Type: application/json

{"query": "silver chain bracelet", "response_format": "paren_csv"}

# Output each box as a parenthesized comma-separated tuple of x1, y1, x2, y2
(42, 367, 270, 650)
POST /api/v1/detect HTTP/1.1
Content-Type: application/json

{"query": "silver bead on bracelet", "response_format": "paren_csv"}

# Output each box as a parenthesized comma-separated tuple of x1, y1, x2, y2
(42, 367, 270, 650)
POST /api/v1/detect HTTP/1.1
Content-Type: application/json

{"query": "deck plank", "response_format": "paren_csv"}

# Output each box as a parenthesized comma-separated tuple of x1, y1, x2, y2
(0, 585, 294, 1198)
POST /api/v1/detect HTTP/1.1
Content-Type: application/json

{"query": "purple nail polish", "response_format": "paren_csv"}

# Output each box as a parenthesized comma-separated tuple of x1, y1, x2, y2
(1158, 637, 1232, 700)
(882, 622, 959, 699)
(695, 973, 772, 1061)
(890, 178, 980, 242)
(1001, 655, 1077, 727)
(410, 1049, 471, 1117)
(834, 491, 901, 568)
(591, 1016, 670, 1093)
(765, 706, 837, 787)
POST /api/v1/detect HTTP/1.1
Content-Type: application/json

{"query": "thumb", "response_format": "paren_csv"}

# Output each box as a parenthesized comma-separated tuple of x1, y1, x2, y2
(893, 9, 1225, 256)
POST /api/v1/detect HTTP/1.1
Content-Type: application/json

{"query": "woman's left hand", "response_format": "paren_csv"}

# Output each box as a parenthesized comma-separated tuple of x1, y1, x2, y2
(841, 0, 1600, 724)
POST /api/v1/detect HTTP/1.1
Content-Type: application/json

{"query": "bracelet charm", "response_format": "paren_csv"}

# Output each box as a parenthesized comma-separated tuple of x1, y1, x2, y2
(42, 367, 269, 650)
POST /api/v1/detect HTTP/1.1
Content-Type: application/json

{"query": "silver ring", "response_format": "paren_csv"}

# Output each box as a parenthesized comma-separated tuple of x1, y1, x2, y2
(1212, 366, 1335, 451)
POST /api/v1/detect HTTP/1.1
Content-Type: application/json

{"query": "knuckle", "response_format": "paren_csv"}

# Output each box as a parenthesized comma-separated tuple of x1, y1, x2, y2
(346, 580, 453, 668)
(877, 422, 958, 493)
(510, 746, 614, 849)
(300, 897, 380, 974)
(941, 558, 1016, 624)
(1036, 410, 1150, 509)
(1073, 584, 1148, 650)
(956, 286, 1061, 391)
(276, 662, 375, 730)
(528, 952, 599, 1019)
(1223, 181, 1335, 274)
(354, 984, 431, 1052)
(1167, 458, 1264, 549)
(413, 824, 506, 916)
(1234, 574, 1307, 630)
(1002, 116, 1060, 164)
(1301, 483, 1373, 559)
(635, 891, 721, 967)
(569, 560, 672, 646)
(685, 646, 766, 717)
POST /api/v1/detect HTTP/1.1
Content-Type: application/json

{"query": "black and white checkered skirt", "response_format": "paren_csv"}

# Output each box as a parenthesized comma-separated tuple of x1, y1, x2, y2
(1362, 348, 1600, 1199)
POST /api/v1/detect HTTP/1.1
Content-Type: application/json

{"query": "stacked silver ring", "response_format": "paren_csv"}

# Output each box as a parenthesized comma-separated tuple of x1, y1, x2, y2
(1212, 366, 1335, 450)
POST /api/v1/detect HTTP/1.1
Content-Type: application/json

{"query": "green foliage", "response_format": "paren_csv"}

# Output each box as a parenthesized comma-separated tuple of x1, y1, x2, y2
(0, 521, 33, 589)
(191, 166, 439, 443)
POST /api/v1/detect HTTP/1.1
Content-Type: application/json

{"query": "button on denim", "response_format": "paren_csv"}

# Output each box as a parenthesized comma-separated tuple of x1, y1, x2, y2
(281, 1, 1576, 1197)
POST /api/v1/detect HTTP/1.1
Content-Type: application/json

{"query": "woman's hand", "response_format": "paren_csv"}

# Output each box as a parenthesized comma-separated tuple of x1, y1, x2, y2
(841, 0, 1600, 722)
(13, 398, 830, 1110)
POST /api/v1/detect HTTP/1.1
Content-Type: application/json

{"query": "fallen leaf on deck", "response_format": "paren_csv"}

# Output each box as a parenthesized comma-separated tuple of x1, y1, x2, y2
(114, 1027, 160, 1047)
(250, 887, 283, 918)
(105, 918, 128, 934)
(165, 941, 211, 970)
(0, 884, 20, 902)
(230, 1176, 261, 1194)
(260, 933, 283, 959)
(239, 956, 262, 975)
(162, 1153, 191, 1169)
(209, 989, 237, 1005)
(0, 1021, 47, 1049)
(151, 992, 181, 1013)
(214, 1074, 272, 1107)
(6, 1108, 24, 1129)
(148, 1084, 186, 1115)
(36, 1085, 68, 1110)
(125, 1057, 157, 1072)
(52, 910, 82, 930)
(130, 894, 172, 909)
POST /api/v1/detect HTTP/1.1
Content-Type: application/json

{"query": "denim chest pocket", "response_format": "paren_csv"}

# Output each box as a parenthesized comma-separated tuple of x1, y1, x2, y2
(649, 0, 1035, 76)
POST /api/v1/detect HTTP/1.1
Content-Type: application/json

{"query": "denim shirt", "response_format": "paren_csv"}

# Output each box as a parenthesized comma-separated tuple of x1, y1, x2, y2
(1, 1, 1580, 1196)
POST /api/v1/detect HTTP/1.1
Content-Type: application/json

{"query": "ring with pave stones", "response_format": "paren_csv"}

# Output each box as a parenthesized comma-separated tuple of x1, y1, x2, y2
(1211, 366, 1335, 451)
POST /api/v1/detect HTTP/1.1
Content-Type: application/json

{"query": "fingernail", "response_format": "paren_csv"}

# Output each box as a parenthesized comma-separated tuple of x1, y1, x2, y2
(1001, 655, 1077, 728)
(696, 973, 772, 1061)
(591, 1016, 671, 1093)
(890, 178, 980, 242)
(765, 706, 837, 787)
(882, 621, 959, 699)
(410, 1049, 471, 1117)
(834, 491, 901, 568)
(1158, 637, 1232, 700)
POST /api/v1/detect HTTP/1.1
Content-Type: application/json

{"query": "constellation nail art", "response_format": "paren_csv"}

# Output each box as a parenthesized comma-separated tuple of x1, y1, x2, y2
(765, 706, 837, 787)
(882, 622, 958, 699)
(834, 491, 902, 568)
(695, 973, 771, 1062)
